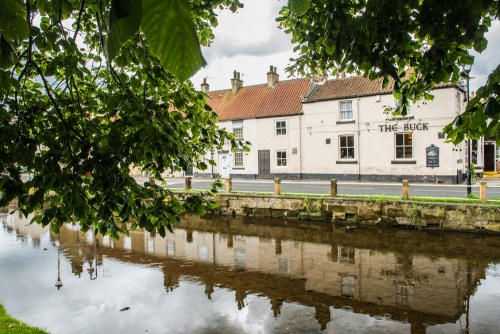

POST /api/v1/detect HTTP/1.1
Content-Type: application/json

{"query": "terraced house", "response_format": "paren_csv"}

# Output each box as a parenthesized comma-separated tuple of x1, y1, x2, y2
(195, 66, 474, 184)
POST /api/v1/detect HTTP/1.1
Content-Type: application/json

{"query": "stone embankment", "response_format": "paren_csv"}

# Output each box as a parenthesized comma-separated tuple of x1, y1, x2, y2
(206, 193, 500, 233)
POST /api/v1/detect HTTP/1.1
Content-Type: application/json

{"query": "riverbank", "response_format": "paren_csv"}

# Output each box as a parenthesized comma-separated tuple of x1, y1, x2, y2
(204, 192, 500, 233)
(0, 304, 49, 334)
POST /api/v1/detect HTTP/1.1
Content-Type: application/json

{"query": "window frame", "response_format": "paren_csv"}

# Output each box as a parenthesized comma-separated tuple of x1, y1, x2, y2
(395, 133, 413, 159)
(232, 121, 243, 139)
(275, 120, 287, 136)
(234, 151, 244, 167)
(339, 100, 354, 121)
(395, 98, 411, 116)
(339, 135, 355, 160)
(276, 150, 287, 167)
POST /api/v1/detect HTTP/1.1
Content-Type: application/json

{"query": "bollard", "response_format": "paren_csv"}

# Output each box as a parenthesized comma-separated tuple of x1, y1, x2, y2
(226, 178, 233, 193)
(330, 179, 337, 197)
(480, 181, 487, 202)
(148, 176, 155, 186)
(402, 180, 409, 199)
(185, 176, 192, 190)
(274, 178, 281, 195)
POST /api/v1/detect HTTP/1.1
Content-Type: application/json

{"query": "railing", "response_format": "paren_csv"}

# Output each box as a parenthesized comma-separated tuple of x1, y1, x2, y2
(163, 176, 499, 202)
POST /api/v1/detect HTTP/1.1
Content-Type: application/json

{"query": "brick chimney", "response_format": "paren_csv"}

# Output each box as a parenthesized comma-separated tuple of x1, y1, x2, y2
(231, 70, 243, 94)
(267, 65, 279, 88)
(201, 78, 209, 93)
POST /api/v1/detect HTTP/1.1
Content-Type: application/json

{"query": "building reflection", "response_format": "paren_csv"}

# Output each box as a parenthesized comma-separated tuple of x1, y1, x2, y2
(3, 208, 496, 333)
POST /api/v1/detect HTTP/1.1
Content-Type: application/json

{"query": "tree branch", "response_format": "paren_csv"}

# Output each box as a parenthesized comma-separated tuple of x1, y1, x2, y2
(73, 0, 87, 41)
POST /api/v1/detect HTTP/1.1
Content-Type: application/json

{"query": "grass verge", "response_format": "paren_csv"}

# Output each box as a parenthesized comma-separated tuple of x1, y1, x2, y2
(0, 304, 49, 334)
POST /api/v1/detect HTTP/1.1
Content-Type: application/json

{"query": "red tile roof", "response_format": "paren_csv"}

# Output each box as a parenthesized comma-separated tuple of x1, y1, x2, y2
(305, 76, 458, 102)
(206, 79, 313, 121)
(305, 76, 393, 102)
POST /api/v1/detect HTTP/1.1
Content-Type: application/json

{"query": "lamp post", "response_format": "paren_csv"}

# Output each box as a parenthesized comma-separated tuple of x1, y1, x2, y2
(464, 65, 472, 196)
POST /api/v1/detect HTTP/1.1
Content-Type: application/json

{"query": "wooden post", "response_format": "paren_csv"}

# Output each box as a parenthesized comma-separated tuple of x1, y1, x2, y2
(148, 176, 155, 185)
(274, 178, 281, 195)
(480, 181, 487, 202)
(185, 176, 192, 190)
(330, 179, 337, 197)
(226, 178, 232, 193)
(402, 180, 409, 199)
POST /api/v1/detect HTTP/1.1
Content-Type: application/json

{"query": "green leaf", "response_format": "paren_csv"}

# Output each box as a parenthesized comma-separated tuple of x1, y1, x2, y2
(0, 0, 29, 42)
(105, 0, 142, 62)
(0, 35, 18, 68)
(474, 37, 488, 53)
(141, 0, 206, 82)
(484, 97, 500, 118)
(469, 109, 488, 129)
(289, 0, 311, 16)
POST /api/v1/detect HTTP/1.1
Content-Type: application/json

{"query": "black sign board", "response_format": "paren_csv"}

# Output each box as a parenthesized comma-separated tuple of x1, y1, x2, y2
(426, 145, 439, 168)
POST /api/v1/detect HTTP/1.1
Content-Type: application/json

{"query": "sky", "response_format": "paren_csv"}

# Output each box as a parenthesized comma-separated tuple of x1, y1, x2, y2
(191, 0, 500, 94)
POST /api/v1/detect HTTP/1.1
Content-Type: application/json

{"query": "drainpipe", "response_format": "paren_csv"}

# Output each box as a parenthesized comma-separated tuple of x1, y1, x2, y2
(299, 111, 303, 179)
(210, 150, 214, 178)
(357, 97, 361, 180)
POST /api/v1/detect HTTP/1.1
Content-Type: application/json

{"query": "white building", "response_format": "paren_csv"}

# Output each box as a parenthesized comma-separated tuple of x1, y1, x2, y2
(195, 67, 477, 184)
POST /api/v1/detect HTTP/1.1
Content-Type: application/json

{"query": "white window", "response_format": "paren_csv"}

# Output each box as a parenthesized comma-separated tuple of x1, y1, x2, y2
(456, 92, 462, 114)
(395, 133, 413, 159)
(339, 135, 355, 159)
(234, 151, 243, 167)
(395, 98, 410, 115)
(276, 120, 287, 136)
(339, 101, 353, 120)
(276, 151, 287, 167)
(341, 275, 356, 298)
(232, 121, 243, 139)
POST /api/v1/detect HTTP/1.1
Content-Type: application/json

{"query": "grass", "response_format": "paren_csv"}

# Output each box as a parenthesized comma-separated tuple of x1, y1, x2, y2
(0, 304, 49, 334)
(166, 187, 500, 205)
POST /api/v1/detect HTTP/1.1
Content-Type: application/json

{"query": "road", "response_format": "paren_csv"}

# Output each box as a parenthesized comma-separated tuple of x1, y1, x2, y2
(138, 177, 500, 199)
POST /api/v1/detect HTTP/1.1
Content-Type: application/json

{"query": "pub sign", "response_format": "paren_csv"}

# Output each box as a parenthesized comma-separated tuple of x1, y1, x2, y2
(426, 145, 439, 168)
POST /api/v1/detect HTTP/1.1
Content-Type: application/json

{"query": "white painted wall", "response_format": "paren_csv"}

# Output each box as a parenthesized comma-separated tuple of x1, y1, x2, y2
(194, 86, 467, 182)
(300, 87, 466, 180)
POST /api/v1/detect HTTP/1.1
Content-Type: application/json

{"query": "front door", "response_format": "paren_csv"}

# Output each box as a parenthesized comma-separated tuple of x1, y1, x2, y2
(258, 150, 271, 178)
(218, 153, 230, 178)
(484, 143, 496, 172)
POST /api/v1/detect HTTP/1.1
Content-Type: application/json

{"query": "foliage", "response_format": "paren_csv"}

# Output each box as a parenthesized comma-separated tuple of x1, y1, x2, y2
(0, 0, 246, 238)
(277, 0, 500, 143)
(470, 162, 478, 181)
(0, 303, 49, 334)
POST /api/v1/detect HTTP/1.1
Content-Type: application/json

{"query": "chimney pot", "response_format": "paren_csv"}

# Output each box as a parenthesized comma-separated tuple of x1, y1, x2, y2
(231, 70, 243, 94)
(267, 65, 279, 88)
(201, 78, 209, 93)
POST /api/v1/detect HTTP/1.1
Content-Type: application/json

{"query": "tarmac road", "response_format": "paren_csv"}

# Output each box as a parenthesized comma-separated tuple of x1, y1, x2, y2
(137, 176, 500, 200)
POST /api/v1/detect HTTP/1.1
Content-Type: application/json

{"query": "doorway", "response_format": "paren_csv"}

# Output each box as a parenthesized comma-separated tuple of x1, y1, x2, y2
(484, 142, 496, 172)
(258, 150, 271, 178)
(218, 153, 230, 178)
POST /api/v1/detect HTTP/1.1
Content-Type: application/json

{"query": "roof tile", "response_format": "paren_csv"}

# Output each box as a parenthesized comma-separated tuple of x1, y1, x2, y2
(206, 79, 313, 121)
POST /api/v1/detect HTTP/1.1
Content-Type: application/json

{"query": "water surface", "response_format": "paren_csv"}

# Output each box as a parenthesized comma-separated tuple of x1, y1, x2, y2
(1, 208, 500, 334)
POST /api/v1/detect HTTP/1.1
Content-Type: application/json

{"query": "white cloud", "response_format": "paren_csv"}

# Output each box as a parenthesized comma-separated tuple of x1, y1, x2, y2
(192, 0, 297, 91)
(192, 1, 499, 94)
(470, 20, 500, 93)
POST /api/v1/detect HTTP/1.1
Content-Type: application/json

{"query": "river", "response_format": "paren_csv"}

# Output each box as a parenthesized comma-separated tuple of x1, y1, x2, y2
(1, 206, 500, 334)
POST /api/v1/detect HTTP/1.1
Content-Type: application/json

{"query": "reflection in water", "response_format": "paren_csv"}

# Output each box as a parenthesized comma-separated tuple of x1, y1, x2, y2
(1, 206, 500, 334)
